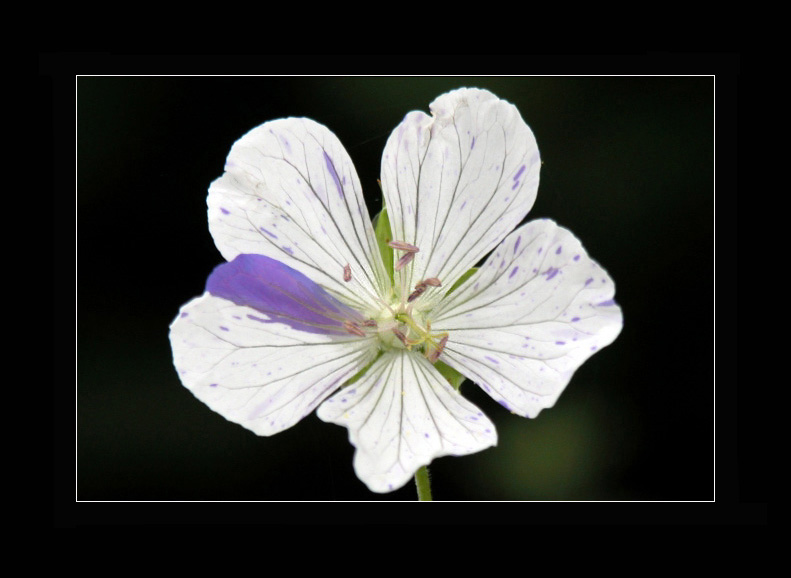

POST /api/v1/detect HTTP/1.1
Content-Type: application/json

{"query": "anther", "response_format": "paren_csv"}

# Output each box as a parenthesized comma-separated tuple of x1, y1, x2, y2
(407, 285, 426, 303)
(394, 251, 415, 271)
(362, 319, 377, 327)
(343, 264, 352, 282)
(392, 327, 409, 347)
(422, 277, 442, 287)
(387, 240, 420, 253)
(343, 320, 366, 337)
(426, 334, 449, 363)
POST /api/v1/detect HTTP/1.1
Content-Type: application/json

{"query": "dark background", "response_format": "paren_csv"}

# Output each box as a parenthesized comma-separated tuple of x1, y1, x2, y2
(51, 57, 746, 518)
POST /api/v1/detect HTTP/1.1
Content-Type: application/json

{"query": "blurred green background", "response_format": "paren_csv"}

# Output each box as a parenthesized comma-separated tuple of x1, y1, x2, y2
(74, 75, 717, 503)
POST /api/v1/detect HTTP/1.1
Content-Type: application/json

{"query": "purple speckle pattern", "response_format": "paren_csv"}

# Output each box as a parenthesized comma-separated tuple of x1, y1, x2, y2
(206, 254, 363, 335)
(323, 151, 344, 199)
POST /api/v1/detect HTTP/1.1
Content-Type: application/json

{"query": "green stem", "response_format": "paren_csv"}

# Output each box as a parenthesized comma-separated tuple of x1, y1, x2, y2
(415, 466, 433, 501)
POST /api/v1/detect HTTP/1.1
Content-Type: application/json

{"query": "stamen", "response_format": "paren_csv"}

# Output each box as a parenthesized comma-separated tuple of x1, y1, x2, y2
(343, 264, 352, 282)
(422, 277, 442, 287)
(426, 334, 449, 363)
(392, 327, 409, 346)
(407, 284, 426, 303)
(388, 240, 420, 253)
(395, 251, 415, 272)
(343, 320, 366, 337)
(362, 319, 377, 327)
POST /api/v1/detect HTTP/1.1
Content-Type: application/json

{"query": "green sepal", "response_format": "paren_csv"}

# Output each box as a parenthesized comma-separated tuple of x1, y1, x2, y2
(372, 205, 394, 286)
(446, 267, 479, 296)
(434, 360, 466, 391)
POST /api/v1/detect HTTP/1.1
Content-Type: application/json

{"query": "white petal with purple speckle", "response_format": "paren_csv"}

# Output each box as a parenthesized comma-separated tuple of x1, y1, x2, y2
(170, 294, 379, 436)
(208, 118, 388, 312)
(317, 350, 497, 493)
(380, 88, 541, 302)
(429, 219, 623, 417)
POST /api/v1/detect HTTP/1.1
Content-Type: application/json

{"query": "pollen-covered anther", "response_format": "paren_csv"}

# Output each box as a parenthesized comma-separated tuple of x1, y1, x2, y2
(343, 264, 352, 282)
(392, 327, 410, 347)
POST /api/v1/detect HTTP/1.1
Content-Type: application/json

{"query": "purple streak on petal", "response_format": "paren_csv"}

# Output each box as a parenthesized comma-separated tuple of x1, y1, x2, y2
(585, 277, 594, 286)
(574, 254, 581, 261)
(511, 180, 520, 190)
(498, 399, 511, 411)
(207, 254, 363, 335)
(323, 151, 344, 199)
(556, 245, 562, 255)
(556, 341, 565, 345)
(514, 235, 521, 253)
(484, 355, 499, 364)
(220, 207, 230, 215)
(597, 299, 616, 307)
(220, 326, 229, 332)
(470, 136, 475, 150)
(513, 165, 526, 181)
(209, 383, 218, 388)
(180, 312, 189, 318)
(571, 316, 580, 322)
(260, 227, 278, 239)
(509, 266, 519, 279)
(544, 267, 560, 280)
(282, 246, 294, 255)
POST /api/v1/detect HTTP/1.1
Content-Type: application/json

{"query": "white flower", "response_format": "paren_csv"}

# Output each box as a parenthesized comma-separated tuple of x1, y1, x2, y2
(169, 88, 623, 494)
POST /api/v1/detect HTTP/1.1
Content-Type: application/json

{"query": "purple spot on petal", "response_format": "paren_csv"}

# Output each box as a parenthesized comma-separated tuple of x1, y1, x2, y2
(323, 151, 344, 199)
(259, 227, 278, 239)
(424, 432, 430, 438)
(470, 136, 475, 150)
(545, 267, 560, 280)
(219, 326, 229, 331)
(585, 277, 594, 286)
(484, 355, 499, 364)
(220, 207, 230, 215)
(574, 254, 581, 261)
(591, 345, 598, 351)
(514, 165, 526, 180)
(556, 245, 562, 255)
(209, 383, 218, 388)
(556, 340, 565, 345)
(282, 246, 294, 255)
(597, 299, 616, 306)
(538, 247, 543, 254)
(514, 236, 521, 253)
(180, 312, 189, 318)
(511, 181, 520, 190)
(498, 399, 511, 411)
(571, 316, 580, 322)
(509, 266, 519, 279)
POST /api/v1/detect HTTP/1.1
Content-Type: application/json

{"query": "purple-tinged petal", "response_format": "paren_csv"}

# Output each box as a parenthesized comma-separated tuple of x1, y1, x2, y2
(206, 254, 365, 336)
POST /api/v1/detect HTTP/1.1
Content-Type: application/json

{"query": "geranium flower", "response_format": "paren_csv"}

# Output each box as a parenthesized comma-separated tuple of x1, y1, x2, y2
(169, 88, 623, 495)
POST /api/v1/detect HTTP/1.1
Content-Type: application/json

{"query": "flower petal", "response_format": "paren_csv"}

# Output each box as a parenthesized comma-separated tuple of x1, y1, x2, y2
(317, 350, 497, 493)
(169, 293, 378, 436)
(430, 219, 623, 418)
(380, 88, 540, 298)
(206, 253, 366, 335)
(208, 118, 388, 313)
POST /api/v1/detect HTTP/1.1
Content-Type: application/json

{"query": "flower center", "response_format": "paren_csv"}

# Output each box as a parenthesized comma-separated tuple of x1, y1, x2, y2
(375, 303, 448, 362)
